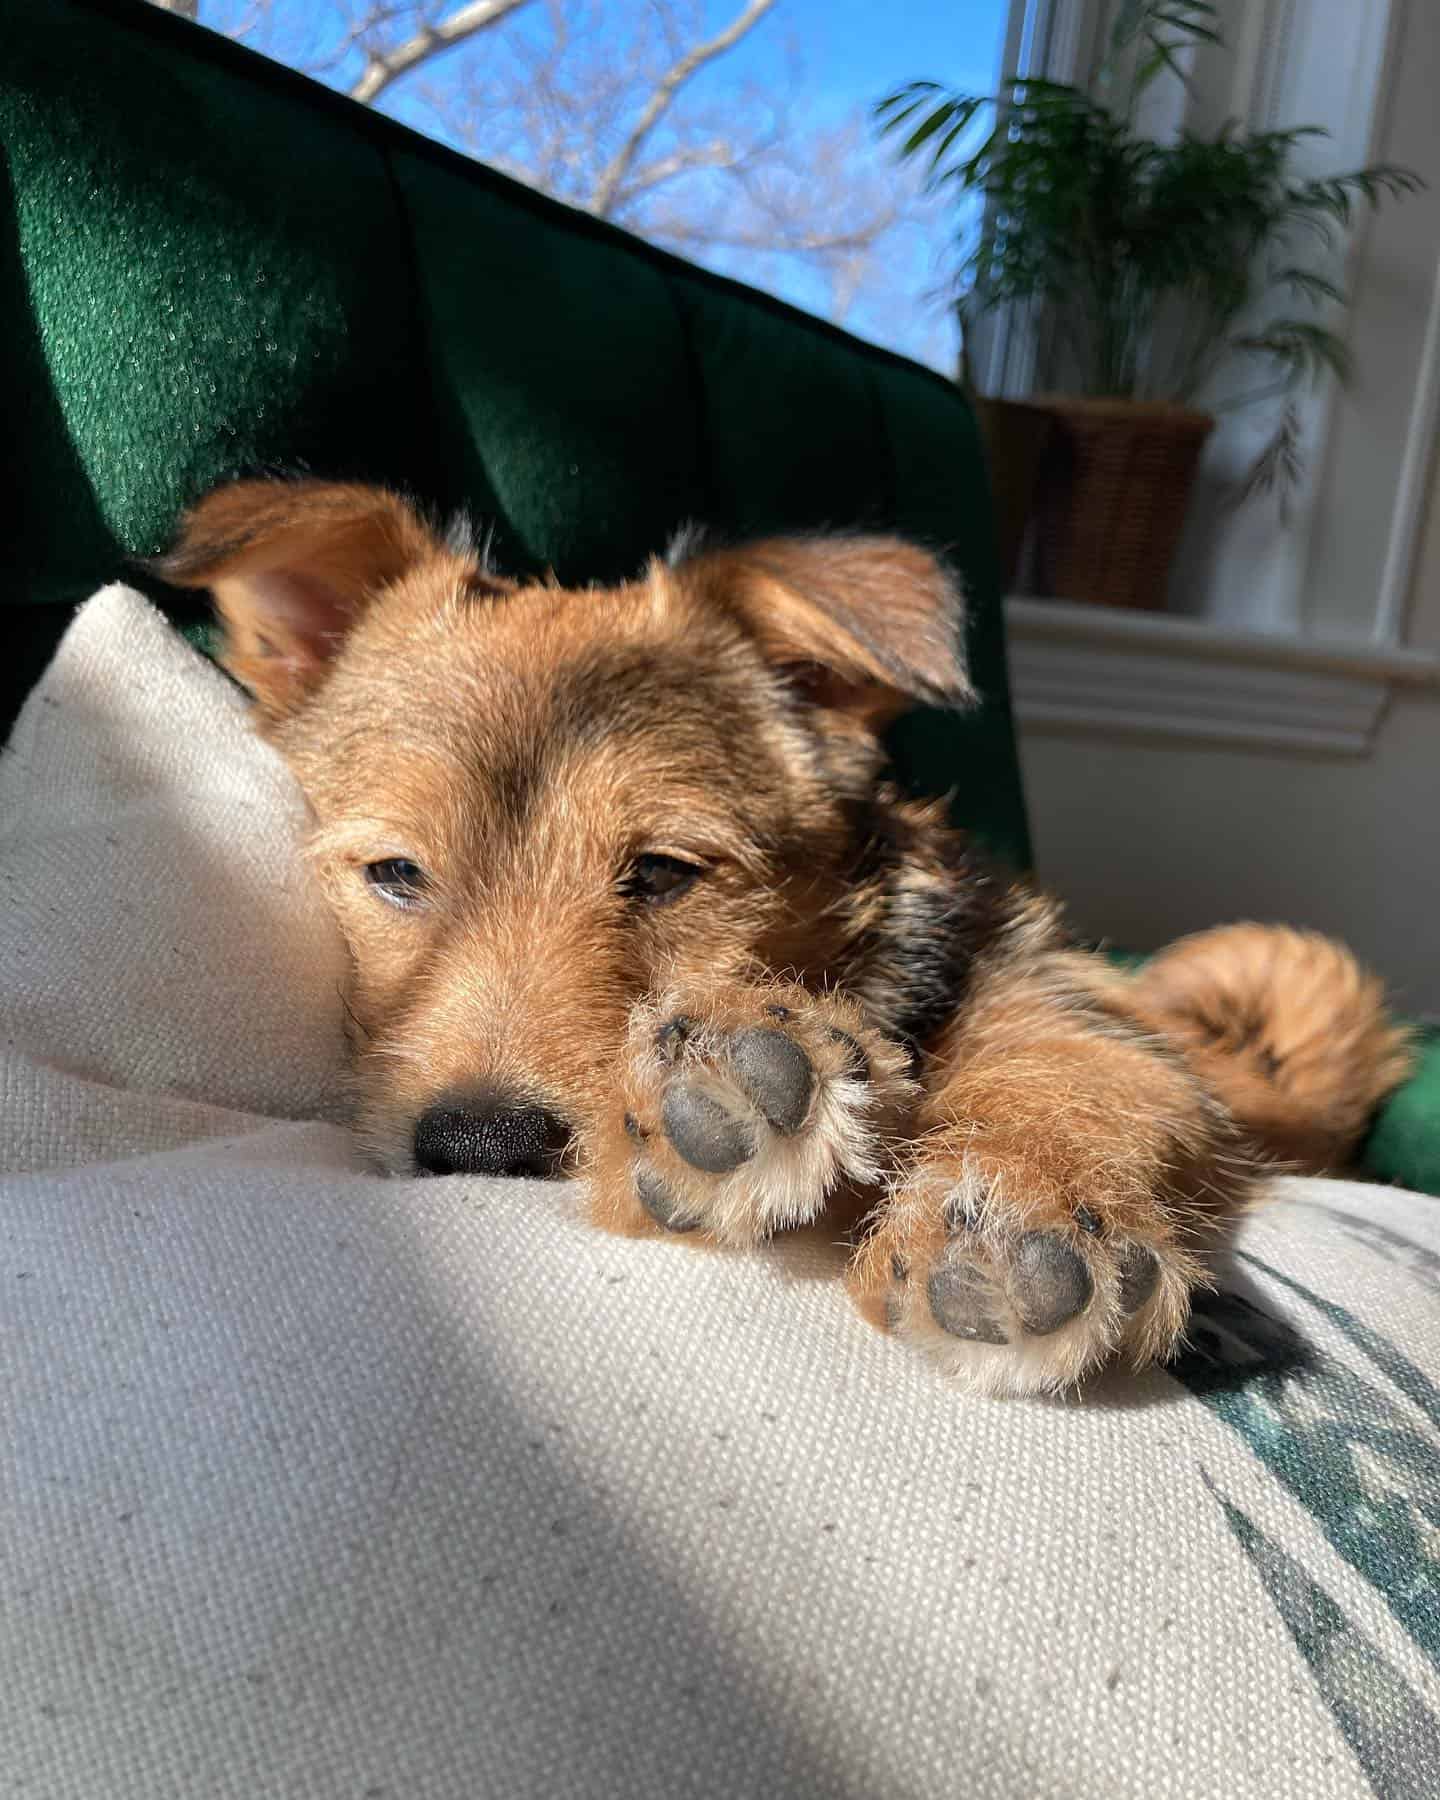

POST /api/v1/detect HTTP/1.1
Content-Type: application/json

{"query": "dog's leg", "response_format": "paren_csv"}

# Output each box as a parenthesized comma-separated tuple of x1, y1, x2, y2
(847, 952, 1256, 1396)
(588, 977, 916, 1244)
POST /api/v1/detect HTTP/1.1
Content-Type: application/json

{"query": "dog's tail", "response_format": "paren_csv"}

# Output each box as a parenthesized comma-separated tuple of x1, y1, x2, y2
(1123, 924, 1413, 1174)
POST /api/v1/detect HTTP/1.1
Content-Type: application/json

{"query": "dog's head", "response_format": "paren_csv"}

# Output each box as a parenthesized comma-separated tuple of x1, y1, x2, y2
(160, 479, 971, 1175)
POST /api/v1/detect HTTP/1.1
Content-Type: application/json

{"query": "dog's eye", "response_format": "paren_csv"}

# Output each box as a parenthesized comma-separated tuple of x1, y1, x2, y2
(621, 853, 703, 906)
(364, 858, 430, 910)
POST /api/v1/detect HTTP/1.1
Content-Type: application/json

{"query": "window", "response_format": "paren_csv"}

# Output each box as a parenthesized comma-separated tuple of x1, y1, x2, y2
(992, 0, 1440, 650)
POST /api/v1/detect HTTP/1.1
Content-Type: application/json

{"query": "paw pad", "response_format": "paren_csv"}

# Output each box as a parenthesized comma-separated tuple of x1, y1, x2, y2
(608, 989, 910, 1246)
(635, 1167, 698, 1233)
(854, 1159, 1194, 1395)
(660, 1082, 756, 1174)
(926, 1244, 1009, 1344)
(653, 1012, 827, 1177)
(728, 1027, 815, 1133)
(923, 1220, 1095, 1346)
(1010, 1232, 1094, 1336)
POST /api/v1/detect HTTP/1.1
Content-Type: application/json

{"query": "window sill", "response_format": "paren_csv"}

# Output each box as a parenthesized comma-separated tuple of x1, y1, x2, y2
(1003, 598, 1440, 755)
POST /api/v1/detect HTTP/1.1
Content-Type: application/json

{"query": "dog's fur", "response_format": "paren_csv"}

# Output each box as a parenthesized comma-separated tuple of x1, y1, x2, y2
(158, 479, 1413, 1395)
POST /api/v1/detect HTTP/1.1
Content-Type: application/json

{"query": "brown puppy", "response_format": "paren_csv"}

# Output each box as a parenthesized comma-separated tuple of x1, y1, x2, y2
(158, 479, 1412, 1396)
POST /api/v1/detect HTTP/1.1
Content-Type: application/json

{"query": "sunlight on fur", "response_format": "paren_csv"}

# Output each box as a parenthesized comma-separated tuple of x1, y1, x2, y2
(158, 477, 1414, 1397)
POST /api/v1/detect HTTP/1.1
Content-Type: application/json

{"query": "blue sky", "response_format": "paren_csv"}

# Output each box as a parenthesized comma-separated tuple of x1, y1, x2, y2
(680, 0, 1009, 362)
(703, 0, 1004, 116)
(214, 0, 1009, 367)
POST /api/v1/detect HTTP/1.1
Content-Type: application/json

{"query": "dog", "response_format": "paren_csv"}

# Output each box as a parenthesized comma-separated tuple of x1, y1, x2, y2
(157, 478, 1413, 1396)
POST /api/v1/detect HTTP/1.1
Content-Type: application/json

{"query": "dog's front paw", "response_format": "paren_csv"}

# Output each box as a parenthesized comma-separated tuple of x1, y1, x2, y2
(589, 981, 914, 1245)
(848, 1153, 1206, 1396)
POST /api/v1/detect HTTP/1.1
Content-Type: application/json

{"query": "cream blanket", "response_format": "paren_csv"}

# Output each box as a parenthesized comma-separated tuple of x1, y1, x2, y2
(4, 589, 1439, 1798)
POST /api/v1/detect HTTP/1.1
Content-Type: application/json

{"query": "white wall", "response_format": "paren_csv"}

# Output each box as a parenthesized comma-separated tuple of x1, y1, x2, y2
(1020, 459, 1440, 1015)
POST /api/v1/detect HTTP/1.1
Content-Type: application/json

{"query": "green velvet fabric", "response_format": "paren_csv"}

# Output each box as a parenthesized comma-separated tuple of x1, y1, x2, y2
(0, 0, 1028, 866)
(1361, 1028, 1440, 1197)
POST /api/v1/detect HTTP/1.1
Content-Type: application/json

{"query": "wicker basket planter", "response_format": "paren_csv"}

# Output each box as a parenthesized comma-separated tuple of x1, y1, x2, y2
(973, 397, 1055, 593)
(1028, 397, 1214, 610)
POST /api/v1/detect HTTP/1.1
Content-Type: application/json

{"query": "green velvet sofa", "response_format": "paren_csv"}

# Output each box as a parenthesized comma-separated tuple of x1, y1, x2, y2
(3, 0, 1435, 1189)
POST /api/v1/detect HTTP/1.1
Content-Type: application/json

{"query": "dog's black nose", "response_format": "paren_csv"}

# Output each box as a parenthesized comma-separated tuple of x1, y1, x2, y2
(413, 1092, 572, 1178)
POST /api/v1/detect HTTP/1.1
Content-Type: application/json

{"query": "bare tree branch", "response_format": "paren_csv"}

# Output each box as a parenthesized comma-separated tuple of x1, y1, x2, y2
(587, 0, 775, 219)
(349, 0, 534, 104)
(658, 217, 901, 256)
(306, 3, 415, 75)
(618, 140, 745, 201)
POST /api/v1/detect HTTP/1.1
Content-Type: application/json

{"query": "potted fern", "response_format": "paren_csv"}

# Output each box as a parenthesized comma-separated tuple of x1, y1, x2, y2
(878, 0, 1421, 609)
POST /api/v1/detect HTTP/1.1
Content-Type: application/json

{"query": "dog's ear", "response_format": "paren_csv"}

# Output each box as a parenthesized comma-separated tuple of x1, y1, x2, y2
(682, 535, 974, 728)
(155, 479, 449, 721)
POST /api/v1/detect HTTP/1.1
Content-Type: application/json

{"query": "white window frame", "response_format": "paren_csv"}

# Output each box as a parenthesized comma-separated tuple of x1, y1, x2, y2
(970, 0, 1105, 404)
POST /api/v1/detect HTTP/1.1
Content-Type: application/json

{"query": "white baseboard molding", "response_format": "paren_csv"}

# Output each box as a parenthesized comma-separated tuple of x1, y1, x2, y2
(1004, 597, 1440, 755)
